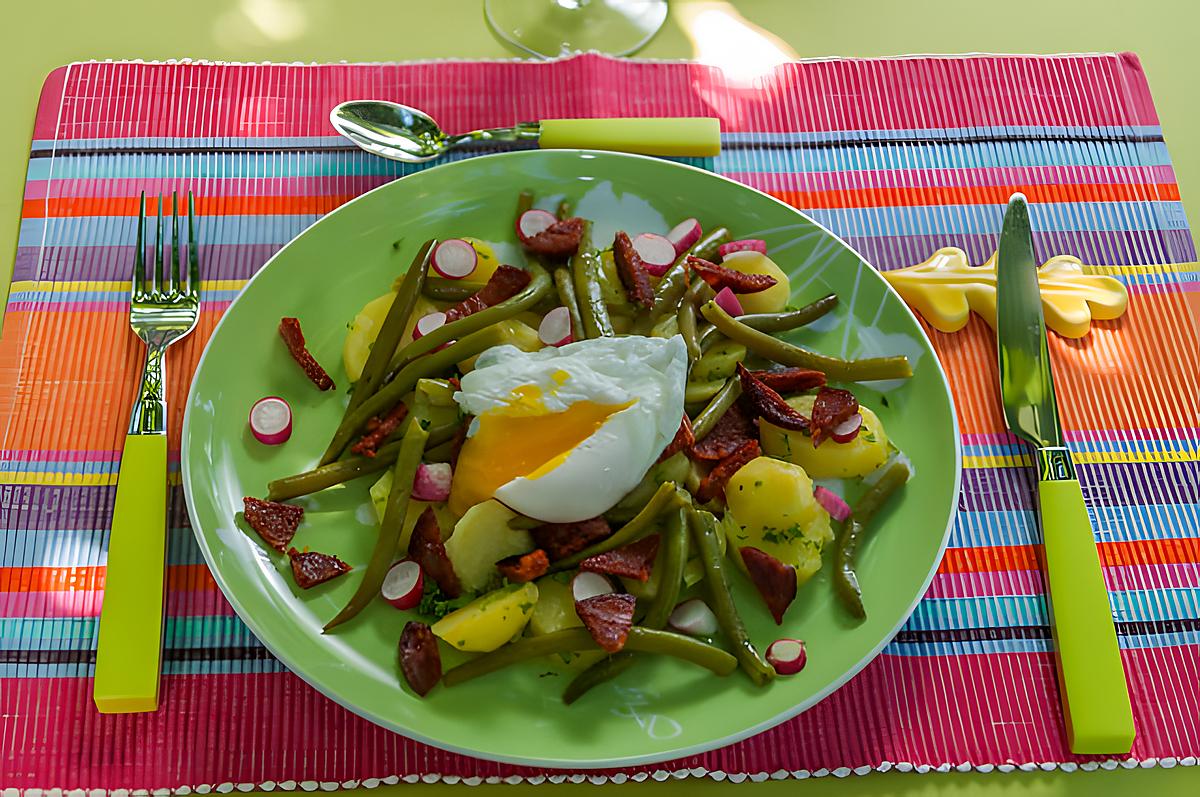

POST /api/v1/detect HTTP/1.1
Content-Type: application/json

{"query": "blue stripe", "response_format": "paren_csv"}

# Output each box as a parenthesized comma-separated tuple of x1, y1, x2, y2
(964, 436, 1199, 458)
(0, 526, 204, 567)
(714, 139, 1174, 172)
(5, 288, 243, 305)
(948, 504, 1200, 549)
(882, 628, 1200, 657)
(903, 590, 1200, 633)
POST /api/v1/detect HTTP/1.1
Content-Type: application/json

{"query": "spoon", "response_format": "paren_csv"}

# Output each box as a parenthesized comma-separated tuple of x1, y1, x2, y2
(330, 100, 720, 163)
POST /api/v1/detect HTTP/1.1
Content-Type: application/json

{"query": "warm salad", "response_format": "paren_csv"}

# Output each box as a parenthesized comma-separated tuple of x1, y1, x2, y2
(241, 192, 914, 701)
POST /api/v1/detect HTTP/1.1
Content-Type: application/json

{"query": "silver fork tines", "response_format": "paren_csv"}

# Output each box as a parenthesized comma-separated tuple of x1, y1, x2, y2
(129, 191, 201, 435)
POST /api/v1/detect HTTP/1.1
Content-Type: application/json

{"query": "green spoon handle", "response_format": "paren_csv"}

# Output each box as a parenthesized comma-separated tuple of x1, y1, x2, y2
(1038, 468, 1135, 753)
(539, 117, 720, 157)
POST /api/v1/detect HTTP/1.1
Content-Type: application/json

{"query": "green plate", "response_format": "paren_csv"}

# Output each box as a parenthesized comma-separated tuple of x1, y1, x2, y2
(183, 150, 961, 769)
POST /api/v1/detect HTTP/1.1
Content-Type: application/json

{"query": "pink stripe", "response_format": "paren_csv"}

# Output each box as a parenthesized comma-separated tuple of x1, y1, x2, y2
(25, 175, 395, 201)
(32, 66, 68, 140)
(0, 590, 236, 619)
(731, 164, 1180, 194)
(35, 55, 1160, 143)
(4, 648, 1195, 786)
(962, 427, 1200, 446)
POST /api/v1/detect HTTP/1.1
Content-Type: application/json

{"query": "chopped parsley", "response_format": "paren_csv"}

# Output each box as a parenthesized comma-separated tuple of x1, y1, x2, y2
(863, 431, 877, 443)
(417, 582, 474, 619)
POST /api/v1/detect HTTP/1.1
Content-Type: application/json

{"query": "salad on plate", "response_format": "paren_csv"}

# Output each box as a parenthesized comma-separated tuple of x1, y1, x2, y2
(239, 191, 916, 703)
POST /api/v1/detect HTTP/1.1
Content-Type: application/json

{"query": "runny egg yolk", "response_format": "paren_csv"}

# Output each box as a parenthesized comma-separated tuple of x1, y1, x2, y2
(448, 382, 634, 516)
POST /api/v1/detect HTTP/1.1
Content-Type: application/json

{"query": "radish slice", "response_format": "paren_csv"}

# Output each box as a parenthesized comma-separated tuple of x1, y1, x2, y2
(413, 311, 448, 340)
(713, 287, 744, 317)
(516, 209, 557, 243)
(666, 218, 702, 255)
(412, 462, 453, 502)
(632, 233, 677, 277)
(248, 396, 292, 445)
(669, 598, 719, 637)
(831, 413, 863, 444)
(766, 638, 807, 675)
(814, 486, 852, 522)
(538, 306, 574, 347)
(572, 571, 614, 602)
(381, 560, 424, 610)
(718, 239, 767, 258)
(431, 239, 477, 279)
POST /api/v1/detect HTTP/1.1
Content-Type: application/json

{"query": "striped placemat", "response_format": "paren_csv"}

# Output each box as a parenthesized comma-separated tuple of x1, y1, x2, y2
(1, 53, 1197, 792)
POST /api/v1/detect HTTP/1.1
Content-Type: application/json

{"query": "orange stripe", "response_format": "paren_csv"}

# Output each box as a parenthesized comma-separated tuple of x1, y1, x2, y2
(923, 291, 1200, 437)
(766, 182, 1181, 210)
(0, 564, 217, 593)
(938, 538, 1200, 576)
(7, 537, 1195, 594)
(21, 183, 1184, 219)
(22, 195, 358, 219)
(0, 309, 221, 451)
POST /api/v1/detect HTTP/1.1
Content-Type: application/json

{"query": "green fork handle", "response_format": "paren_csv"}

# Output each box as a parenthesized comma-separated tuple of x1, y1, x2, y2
(1038, 474, 1136, 753)
(94, 433, 168, 713)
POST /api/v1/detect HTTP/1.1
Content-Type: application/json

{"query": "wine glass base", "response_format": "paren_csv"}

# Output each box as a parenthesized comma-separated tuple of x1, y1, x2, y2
(484, 0, 668, 59)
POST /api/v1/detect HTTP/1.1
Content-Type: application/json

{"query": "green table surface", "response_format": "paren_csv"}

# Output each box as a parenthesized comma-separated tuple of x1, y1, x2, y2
(0, 0, 1195, 793)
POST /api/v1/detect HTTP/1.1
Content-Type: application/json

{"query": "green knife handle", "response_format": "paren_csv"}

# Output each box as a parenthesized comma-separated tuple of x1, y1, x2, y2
(1037, 458, 1135, 753)
(94, 433, 168, 713)
(538, 117, 721, 157)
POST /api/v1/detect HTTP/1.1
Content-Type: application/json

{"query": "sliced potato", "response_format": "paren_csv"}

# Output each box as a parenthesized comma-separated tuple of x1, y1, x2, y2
(457, 319, 542, 372)
(528, 576, 583, 636)
(443, 499, 534, 592)
(724, 456, 831, 586)
(462, 237, 502, 284)
(432, 582, 539, 652)
(719, 251, 790, 314)
(760, 394, 891, 478)
(343, 292, 439, 381)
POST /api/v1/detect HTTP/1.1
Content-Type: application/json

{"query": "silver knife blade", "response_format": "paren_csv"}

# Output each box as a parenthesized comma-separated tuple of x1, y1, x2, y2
(996, 193, 1064, 449)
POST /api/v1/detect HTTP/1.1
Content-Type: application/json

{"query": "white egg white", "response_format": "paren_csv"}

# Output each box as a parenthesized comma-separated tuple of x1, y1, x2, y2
(455, 335, 687, 522)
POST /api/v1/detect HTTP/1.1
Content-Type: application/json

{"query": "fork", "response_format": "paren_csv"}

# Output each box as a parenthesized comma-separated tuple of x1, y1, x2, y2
(94, 192, 201, 713)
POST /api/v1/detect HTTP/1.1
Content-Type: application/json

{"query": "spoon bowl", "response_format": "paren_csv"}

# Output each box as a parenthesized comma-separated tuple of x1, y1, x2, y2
(330, 100, 539, 163)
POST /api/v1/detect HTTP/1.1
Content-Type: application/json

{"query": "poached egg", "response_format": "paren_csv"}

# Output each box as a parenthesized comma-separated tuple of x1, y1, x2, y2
(448, 335, 687, 522)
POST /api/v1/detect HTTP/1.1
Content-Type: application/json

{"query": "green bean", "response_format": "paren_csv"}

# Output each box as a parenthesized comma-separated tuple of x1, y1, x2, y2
(742, 294, 839, 333)
(698, 294, 840, 353)
(561, 508, 689, 704)
(570, 221, 614, 338)
(320, 325, 510, 465)
(556, 198, 572, 219)
(267, 441, 402, 501)
(691, 378, 742, 441)
(606, 453, 690, 523)
(562, 653, 636, 705)
(346, 240, 433, 417)
(422, 277, 479, 303)
(553, 267, 586, 340)
(516, 190, 534, 220)
(687, 507, 775, 686)
(550, 482, 680, 572)
(324, 420, 429, 631)
(834, 459, 910, 619)
(700, 301, 912, 382)
(677, 298, 701, 363)
(650, 227, 731, 319)
(387, 262, 551, 376)
(644, 507, 689, 630)
(443, 627, 736, 686)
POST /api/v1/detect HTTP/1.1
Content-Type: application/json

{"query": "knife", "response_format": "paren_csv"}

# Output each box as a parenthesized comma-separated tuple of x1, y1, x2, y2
(995, 193, 1135, 753)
